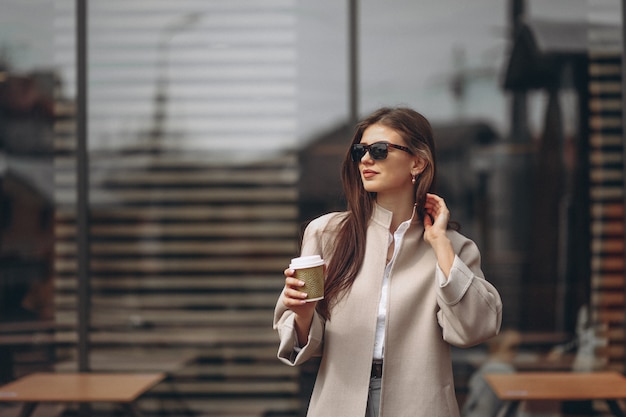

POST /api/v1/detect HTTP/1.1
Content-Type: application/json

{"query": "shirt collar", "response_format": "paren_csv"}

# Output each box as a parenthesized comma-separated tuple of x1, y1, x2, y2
(372, 203, 417, 231)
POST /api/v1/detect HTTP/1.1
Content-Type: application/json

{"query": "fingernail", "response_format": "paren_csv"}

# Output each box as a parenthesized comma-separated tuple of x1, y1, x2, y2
(299, 280, 305, 286)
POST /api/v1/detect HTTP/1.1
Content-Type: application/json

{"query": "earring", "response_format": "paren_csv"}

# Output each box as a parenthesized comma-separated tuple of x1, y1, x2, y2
(411, 173, 417, 185)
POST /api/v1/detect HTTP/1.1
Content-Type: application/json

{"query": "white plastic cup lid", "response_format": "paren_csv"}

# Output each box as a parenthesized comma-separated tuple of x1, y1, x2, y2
(290, 255, 324, 269)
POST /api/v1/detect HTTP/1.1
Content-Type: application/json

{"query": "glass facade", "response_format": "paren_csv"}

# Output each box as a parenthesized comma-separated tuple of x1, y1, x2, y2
(0, 1, 623, 416)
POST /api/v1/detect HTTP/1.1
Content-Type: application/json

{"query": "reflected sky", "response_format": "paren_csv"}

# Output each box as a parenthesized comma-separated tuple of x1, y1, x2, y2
(0, 0, 597, 151)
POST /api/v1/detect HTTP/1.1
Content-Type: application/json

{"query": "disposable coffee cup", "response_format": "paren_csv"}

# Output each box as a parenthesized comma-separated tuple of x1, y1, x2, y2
(290, 255, 325, 302)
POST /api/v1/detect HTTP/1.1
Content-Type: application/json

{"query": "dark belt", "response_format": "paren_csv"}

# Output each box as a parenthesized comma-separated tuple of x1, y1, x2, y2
(371, 361, 383, 378)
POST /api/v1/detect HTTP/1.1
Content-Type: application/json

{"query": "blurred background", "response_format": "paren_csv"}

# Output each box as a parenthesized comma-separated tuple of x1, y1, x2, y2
(0, 0, 624, 416)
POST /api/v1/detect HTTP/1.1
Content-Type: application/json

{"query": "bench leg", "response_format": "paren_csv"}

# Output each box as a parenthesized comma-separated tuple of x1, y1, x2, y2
(17, 403, 38, 417)
(606, 400, 626, 417)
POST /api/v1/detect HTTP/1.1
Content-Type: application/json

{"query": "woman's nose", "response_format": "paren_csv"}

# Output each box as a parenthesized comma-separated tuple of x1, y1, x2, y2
(360, 151, 374, 163)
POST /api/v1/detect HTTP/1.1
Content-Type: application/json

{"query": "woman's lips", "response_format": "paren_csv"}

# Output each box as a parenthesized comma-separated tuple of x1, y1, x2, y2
(362, 169, 377, 179)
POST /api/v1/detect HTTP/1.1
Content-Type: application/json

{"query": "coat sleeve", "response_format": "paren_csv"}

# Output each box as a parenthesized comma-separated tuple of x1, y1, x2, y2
(273, 297, 325, 365)
(272, 214, 338, 365)
(436, 234, 502, 348)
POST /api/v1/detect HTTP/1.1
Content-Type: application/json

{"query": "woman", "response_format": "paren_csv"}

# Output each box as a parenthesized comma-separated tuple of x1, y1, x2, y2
(273, 107, 502, 417)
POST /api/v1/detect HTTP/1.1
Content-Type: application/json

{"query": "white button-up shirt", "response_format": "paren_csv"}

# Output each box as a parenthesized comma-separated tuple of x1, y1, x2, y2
(373, 212, 453, 360)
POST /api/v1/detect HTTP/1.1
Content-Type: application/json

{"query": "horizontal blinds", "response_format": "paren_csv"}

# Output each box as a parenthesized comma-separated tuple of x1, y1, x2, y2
(587, 1, 624, 372)
(53, 1, 300, 415)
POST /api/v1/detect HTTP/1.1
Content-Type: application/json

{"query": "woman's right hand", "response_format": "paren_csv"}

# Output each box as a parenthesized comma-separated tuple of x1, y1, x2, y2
(282, 268, 317, 314)
(281, 268, 318, 346)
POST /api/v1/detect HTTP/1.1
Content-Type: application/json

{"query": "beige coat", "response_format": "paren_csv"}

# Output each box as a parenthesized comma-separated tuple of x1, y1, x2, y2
(274, 205, 502, 417)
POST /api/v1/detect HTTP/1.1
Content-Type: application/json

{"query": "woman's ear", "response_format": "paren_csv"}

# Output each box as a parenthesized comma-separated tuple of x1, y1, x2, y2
(412, 157, 427, 175)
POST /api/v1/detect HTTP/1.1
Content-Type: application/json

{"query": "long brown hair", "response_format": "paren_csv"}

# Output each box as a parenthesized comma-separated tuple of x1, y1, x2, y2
(317, 107, 437, 320)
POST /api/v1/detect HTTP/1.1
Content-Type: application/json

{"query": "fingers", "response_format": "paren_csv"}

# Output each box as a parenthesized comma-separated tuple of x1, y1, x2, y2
(423, 212, 433, 227)
(282, 269, 309, 306)
(424, 194, 449, 218)
(425, 193, 446, 210)
(423, 194, 450, 241)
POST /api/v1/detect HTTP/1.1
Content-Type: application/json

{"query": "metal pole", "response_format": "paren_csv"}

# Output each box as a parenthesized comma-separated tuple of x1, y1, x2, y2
(622, 0, 626, 374)
(76, 0, 90, 373)
(509, 0, 528, 144)
(348, 0, 358, 125)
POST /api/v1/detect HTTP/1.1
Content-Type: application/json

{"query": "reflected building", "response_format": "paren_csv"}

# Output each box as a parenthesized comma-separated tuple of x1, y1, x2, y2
(0, 67, 58, 383)
(499, 0, 624, 373)
(50, 2, 302, 415)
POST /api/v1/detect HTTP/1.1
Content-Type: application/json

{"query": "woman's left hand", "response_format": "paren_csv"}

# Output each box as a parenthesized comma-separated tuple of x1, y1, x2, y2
(423, 193, 450, 244)
(423, 193, 454, 278)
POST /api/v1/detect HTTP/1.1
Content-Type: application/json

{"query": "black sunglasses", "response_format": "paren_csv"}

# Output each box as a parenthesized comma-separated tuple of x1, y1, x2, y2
(350, 141, 413, 162)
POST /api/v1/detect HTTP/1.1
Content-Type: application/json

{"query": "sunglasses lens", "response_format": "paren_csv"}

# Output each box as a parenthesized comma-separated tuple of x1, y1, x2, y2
(351, 145, 366, 162)
(351, 143, 391, 161)
(369, 143, 388, 160)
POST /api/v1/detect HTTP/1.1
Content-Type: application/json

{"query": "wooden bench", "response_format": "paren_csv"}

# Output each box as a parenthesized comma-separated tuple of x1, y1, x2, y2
(0, 372, 164, 417)
(485, 371, 626, 417)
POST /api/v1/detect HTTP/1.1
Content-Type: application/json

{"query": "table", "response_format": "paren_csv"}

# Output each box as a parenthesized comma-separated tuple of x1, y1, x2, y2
(53, 350, 198, 417)
(484, 371, 626, 417)
(0, 372, 165, 417)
